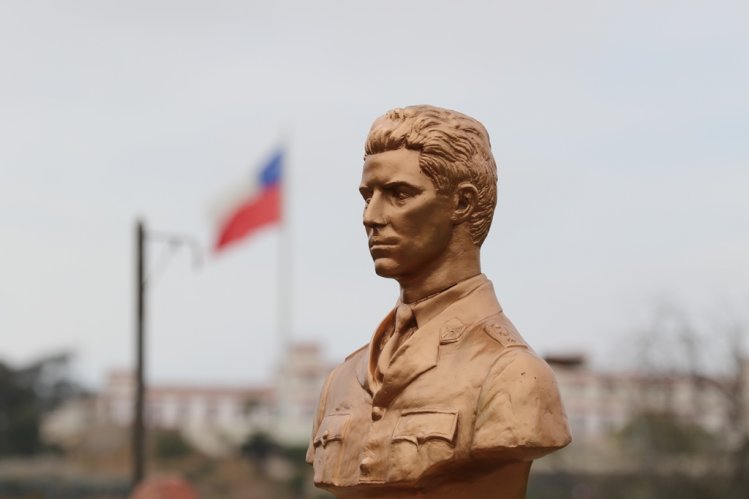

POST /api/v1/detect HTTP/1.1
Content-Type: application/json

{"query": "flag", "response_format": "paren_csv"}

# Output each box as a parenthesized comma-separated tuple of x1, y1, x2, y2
(213, 149, 283, 252)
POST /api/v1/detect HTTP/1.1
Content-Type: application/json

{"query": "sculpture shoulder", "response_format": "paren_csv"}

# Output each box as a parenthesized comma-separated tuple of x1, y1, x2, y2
(471, 315, 572, 455)
(455, 312, 534, 366)
(317, 343, 368, 393)
(467, 314, 561, 392)
(344, 343, 368, 361)
(476, 313, 529, 350)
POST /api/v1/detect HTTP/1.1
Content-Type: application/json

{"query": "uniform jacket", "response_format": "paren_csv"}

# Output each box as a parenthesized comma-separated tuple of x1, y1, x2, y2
(306, 274, 571, 498)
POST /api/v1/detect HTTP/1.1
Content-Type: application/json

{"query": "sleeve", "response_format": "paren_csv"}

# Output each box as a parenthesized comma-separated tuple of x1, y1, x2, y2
(305, 369, 334, 465)
(470, 348, 571, 461)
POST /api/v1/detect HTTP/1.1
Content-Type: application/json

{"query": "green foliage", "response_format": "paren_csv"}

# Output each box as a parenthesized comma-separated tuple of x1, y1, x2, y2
(153, 430, 193, 459)
(240, 432, 326, 498)
(527, 471, 746, 499)
(0, 353, 80, 456)
(281, 444, 308, 464)
(618, 411, 715, 455)
(240, 431, 279, 462)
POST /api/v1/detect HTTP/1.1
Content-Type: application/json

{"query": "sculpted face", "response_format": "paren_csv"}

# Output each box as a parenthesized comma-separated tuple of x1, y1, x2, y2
(359, 148, 455, 282)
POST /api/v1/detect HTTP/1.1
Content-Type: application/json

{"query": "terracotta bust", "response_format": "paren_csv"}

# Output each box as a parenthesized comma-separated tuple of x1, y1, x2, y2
(306, 105, 571, 498)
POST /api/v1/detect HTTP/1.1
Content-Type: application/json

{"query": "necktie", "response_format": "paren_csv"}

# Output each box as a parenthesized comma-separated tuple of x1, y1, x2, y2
(377, 304, 415, 377)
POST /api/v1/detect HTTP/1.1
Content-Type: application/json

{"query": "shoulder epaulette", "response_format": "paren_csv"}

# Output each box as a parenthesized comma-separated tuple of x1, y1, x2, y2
(440, 317, 466, 344)
(483, 321, 525, 348)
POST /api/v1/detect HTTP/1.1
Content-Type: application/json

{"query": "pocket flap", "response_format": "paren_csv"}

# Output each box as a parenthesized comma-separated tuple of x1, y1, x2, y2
(392, 409, 458, 445)
(313, 412, 351, 448)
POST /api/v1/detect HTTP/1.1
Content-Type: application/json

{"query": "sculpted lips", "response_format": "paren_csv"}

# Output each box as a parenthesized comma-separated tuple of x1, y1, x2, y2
(368, 237, 398, 254)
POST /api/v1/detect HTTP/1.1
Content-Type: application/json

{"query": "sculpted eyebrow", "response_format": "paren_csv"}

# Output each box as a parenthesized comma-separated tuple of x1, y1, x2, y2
(384, 181, 417, 189)
(383, 181, 422, 193)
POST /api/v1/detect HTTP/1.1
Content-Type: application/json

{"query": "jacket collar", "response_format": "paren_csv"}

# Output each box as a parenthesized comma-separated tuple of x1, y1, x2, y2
(356, 274, 501, 402)
(407, 273, 488, 329)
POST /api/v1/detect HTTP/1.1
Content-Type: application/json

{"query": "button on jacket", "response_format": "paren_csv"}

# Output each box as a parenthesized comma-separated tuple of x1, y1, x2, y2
(306, 274, 571, 498)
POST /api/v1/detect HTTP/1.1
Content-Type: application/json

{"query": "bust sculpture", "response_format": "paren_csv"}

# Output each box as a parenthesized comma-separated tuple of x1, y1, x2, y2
(306, 105, 571, 498)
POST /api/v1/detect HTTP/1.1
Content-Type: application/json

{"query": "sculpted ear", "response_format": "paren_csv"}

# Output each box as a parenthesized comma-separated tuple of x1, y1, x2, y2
(452, 182, 478, 225)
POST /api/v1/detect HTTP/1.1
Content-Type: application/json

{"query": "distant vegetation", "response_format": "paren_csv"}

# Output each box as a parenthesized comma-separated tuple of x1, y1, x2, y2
(0, 352, 81, 456)
(153, 430, 193, 459)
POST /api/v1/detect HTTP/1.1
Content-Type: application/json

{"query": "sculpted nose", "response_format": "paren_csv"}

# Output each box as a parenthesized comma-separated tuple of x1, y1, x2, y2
(363, 194, 386, 229)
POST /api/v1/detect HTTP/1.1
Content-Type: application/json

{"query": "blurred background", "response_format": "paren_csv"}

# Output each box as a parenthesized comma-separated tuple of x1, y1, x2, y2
(1, 1, 748, 498)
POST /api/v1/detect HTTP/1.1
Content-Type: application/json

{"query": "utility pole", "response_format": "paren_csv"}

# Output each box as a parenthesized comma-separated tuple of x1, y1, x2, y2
(131, 220, 201, 489)
(133, 219, 146, 487)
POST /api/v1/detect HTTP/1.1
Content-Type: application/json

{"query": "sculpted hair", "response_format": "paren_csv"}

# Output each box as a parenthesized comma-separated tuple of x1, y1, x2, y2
(364, 105, 498, 246)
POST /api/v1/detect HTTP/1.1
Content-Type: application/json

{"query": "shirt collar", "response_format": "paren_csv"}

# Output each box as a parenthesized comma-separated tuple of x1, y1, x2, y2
(399, 273, 488, 329)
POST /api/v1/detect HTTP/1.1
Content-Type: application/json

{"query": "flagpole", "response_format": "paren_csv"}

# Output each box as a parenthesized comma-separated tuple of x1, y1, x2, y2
(281, 134, 293, 345)
(278, 149, 291, 353)
(276, 140, 292, 432)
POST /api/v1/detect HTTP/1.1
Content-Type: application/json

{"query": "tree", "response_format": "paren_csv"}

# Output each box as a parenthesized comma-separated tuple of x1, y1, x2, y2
(240, 431, 279, 463)
(623, 303, 749, 498)
(153, 430, 193, 459)
(0, 352, 81, 456)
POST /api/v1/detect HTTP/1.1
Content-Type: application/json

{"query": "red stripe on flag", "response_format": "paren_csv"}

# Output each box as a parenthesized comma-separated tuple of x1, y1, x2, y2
(214, 185, 281, 251)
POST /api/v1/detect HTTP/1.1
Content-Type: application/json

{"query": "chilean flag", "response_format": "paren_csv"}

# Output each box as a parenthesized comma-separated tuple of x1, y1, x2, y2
(213, 149, 283, 252)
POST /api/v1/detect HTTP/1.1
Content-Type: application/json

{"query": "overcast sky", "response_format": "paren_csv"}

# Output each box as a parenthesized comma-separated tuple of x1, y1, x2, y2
(1, 1, 747, 386)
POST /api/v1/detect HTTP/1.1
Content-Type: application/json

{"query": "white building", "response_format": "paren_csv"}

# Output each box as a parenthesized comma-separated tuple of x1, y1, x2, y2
(47, 344, 745, 455)
(548, 354, 742, 443)
(43, 342, 333, 455)
(94, 370, 275, 454)
(273, 342, 333, 444)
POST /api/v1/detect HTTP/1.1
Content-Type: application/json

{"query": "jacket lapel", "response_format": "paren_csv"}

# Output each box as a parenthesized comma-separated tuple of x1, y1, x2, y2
(360, 279, 503, 405)
(357, 307, 396, 395)
(373, 316, 440, 405)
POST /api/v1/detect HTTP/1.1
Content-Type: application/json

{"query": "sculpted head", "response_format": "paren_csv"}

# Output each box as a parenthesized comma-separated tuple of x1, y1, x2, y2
(360, 105, 498, 289)
(364, 105, 498, 246)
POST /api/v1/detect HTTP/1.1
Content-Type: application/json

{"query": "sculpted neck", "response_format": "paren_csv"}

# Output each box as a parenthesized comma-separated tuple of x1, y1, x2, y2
(398, 243, 481, 304)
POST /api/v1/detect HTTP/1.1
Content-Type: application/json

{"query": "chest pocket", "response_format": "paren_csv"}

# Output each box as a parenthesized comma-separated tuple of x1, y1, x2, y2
(312, 412, 351, 485)
(313, 412, 351, 448)
(393, 409, 458, 444)
(389, 409, 458, 482)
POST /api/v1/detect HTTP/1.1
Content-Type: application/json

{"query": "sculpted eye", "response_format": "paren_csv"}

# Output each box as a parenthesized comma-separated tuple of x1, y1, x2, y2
(392, 187, 415, 201)
(359, 189, 372, 204)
